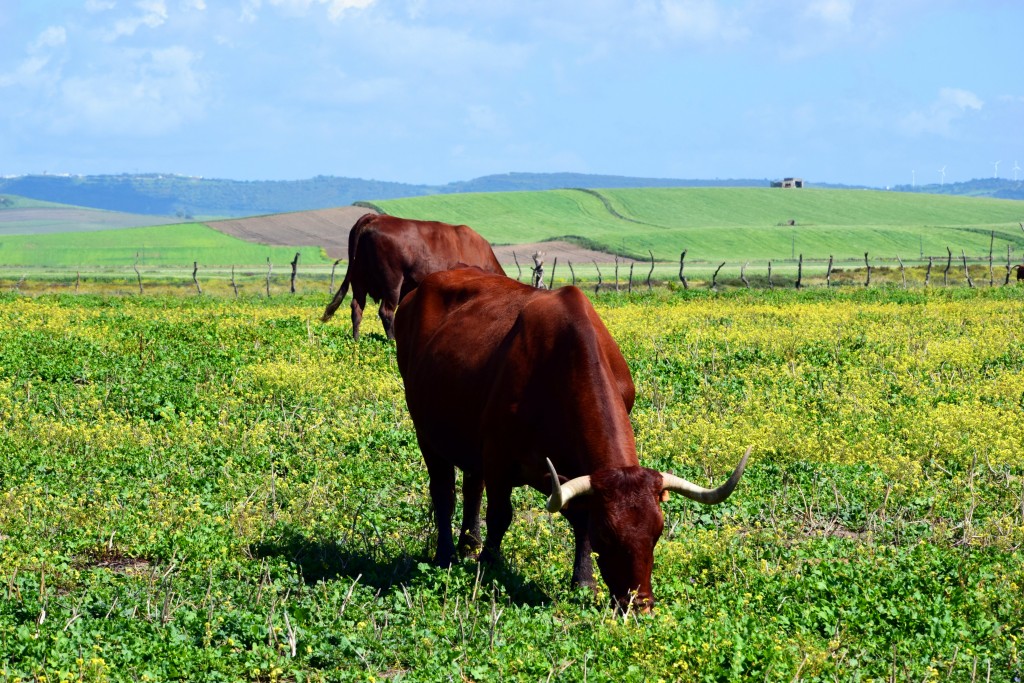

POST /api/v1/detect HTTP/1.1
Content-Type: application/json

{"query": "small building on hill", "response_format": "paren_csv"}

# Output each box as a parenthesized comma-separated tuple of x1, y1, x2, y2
(771, 177, 804, 188)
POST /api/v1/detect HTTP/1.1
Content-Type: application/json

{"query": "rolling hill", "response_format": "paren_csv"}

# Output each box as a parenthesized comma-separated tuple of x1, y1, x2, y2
(374, 187, 1024, 263)
(1, 172, 1021, 220)
(2, 187, 1022, 271)
(0, 194, 182, 236)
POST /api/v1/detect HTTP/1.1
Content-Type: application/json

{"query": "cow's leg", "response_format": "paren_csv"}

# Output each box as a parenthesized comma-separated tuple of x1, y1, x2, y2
(424, 455, 457, 567)
(350, 286, 366, 341)
(561, 507, 596, 590)
(456, 472, 484, 558)
(478, 483, 513, 566)
(378, 298, 398, 340)
(378, 286, 401, 340)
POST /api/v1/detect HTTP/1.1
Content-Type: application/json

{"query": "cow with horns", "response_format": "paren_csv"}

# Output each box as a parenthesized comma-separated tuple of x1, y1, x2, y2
(394, 267, 749, 612)
(321, 213, 505, 340)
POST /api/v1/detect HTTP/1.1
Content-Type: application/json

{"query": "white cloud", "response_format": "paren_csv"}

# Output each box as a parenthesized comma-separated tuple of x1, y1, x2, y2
(240, 0, 261, 22)
(106, 0, 169, 40)
(266, 0, 376, 21)
(659, 0, 751, 45)
(32, 26, 68, 51)
(902, 88, 984, 136)
(85, 0, 117, 11)
(1, 27, 66, 88)
(0, 56, 52, 88)
(323, 0, 375, 21)
(806, 0, 855, 27)
(54, 46, 208, 136)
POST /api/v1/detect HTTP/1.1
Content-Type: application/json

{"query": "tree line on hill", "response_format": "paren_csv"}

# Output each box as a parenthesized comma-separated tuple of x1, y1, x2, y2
(0, 172, 1020, 219)
(892, 177, 1024, 201)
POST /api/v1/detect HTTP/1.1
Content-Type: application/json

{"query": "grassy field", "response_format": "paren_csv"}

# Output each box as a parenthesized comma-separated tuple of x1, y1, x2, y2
(0, 223, 333, 268)
(1, 288, 1023, 680)
(376, 187, 1024, 262)
(2, 187, 1022, 287)
(0, 195, 183, 236)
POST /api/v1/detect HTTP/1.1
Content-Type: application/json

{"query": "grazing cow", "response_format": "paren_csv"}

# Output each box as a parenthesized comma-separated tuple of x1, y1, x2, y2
(321, 213, 505, 340)
(394, 267, 749, 612)
(1015, 264, 1024, 282)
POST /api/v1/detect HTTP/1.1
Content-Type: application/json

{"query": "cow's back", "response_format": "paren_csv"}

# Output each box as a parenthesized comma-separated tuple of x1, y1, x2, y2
(395, 268, 635, 478)
(356, 216, 503, 298)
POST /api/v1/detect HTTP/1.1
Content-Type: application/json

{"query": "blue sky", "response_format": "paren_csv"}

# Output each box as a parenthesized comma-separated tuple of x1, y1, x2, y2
(1, 1, 1021, 187)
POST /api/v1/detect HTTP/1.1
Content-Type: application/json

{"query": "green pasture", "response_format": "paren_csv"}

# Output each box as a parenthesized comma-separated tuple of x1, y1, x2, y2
(377, 187, 1024, 262)
(2, 187, 1022, 274)
(1, 288, 1023, 680)
(0, 223, 333, 267)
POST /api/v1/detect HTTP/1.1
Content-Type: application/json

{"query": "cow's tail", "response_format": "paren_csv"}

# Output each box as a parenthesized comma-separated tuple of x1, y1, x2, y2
(321, 213, 375, 322)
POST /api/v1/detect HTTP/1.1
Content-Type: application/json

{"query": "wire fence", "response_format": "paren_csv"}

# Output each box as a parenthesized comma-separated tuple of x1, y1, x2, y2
(3, 245, 1024, 298)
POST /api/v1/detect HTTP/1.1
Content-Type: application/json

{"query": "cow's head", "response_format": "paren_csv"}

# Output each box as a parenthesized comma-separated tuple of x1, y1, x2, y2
(546, 447, 750, 613)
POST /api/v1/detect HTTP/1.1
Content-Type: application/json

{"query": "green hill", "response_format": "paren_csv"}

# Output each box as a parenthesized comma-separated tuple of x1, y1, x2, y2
(2, 172, 1020, 219)
(376, 187, 1024, 262)
(1, 187, 1021, 270)
(0, 194, 184, 236)
(0, 223, 332, 267)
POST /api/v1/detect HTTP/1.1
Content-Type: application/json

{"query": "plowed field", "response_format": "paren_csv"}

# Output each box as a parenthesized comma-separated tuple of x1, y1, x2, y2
(206, 206, 616, 264)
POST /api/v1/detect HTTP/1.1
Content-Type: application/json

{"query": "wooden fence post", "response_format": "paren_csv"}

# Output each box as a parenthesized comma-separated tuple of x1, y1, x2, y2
(568, 261, 576, 287)
(796, 254, 803, 289)
(134, 252, 143, 295)
(192, 262, 202, 295)
(614, 256, 620, 293)
(768, 261, 774, 290)
(825, 255, 833, 288)
(549, 257, 558, 290)
(943, 247, 952, 286)
(961, 249, 974, 288)
(989, 231, 995, 287)
(1005, 245, 1013, 286)
(593, 260, 603, 294)
(512, 252, 522, 282)
(896, 254, 906, 288)
(711, 262, 725, 291)
(290, 252, 300, 294)
(678, 250, 689, 290)
(231, 265, 239, 298)
(863, 252, 870, 288)
(266, 257, 273, 298)
(647, 250, 654, 291)
(740, 261, 749, 288)
(925, 256, 933, 287)
(627, 262, 634, 294)
(531, 251, 546, 289)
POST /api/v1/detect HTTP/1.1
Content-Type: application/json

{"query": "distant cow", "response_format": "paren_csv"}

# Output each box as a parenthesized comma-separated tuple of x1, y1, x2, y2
(1015, 264, 1024, 282)
(394, 267, 749, 612)
(321, 213, 505, 340)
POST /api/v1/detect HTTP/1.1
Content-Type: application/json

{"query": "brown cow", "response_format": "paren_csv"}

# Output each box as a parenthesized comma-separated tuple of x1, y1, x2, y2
(394, 267, 749, 612)
(321, 213, 505, 340)
(1015, 264, 1024, 281)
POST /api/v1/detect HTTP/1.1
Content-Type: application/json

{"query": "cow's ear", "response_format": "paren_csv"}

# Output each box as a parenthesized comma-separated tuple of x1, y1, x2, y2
(660, 490, 670, 503)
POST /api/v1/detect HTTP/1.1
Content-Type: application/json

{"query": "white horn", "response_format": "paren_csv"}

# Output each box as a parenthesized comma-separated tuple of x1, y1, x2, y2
(661, 446, 751, 504)
(545, 458, 593, 512)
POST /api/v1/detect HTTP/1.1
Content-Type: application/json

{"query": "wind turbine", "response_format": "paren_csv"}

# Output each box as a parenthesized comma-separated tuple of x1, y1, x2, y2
(911, 169, 916, 187)
(1014, 161, 1021, 181)
(938, 165, 946, 186)
(993, 161, 1001, 178)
